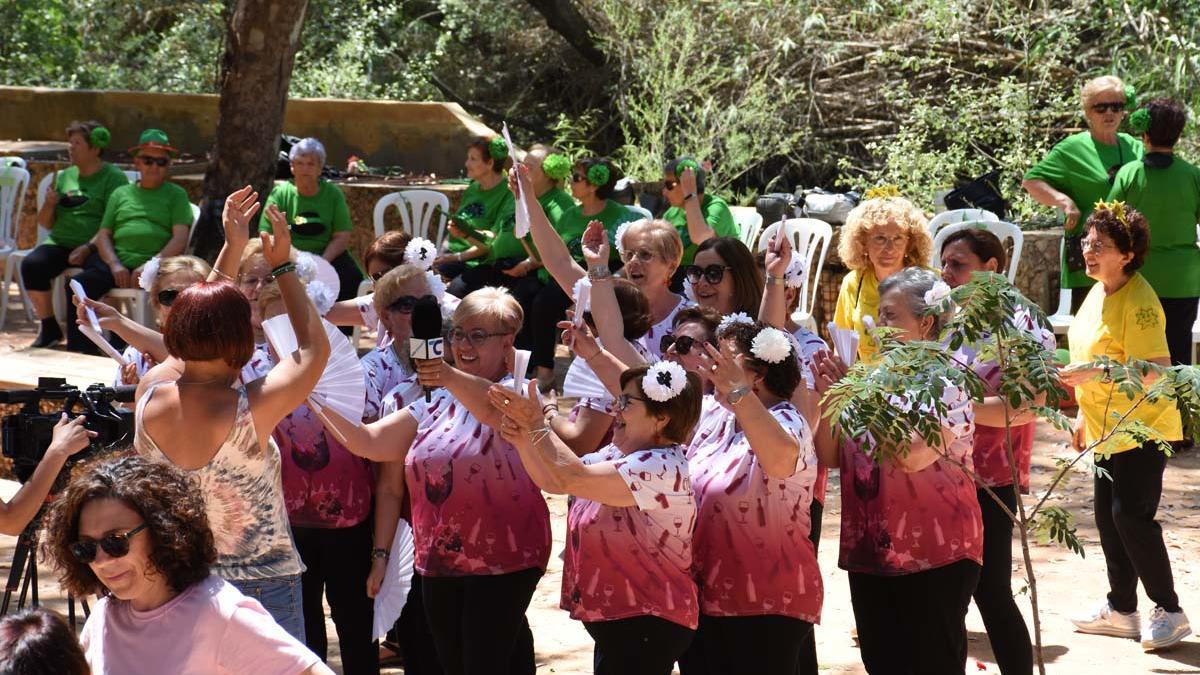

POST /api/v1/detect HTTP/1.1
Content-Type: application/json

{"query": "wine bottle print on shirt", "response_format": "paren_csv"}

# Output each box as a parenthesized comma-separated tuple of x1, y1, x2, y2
(424, 459, 453, 506)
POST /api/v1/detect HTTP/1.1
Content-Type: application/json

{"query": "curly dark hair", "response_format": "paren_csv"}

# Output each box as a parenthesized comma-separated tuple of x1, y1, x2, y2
(1086, 205, 1149, 274)
(41, 454, 216, 598)
(1143, 98, 1188, 148)
(718, 320, 803, 400)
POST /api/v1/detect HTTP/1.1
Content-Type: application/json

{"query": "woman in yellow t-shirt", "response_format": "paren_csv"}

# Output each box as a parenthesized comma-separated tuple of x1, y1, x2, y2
(833, 194, 932, 362)
(1061, 202, 1190, 651)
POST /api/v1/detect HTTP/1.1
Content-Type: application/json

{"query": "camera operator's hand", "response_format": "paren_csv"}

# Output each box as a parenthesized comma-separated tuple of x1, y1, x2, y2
(48, 414, 97, 460)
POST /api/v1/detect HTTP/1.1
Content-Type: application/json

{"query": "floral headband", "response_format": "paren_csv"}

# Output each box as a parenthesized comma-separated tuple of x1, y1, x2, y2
(750, 327, 792, 364)
(90, 126, 111, 150)
(1093, 199, 1130, 227)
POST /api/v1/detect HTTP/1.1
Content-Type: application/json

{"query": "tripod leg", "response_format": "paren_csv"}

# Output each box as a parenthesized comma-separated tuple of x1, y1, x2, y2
(0, 539, 30, 616)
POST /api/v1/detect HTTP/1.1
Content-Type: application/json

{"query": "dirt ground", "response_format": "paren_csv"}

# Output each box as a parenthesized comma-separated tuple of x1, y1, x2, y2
(2, 308, 1198, 674)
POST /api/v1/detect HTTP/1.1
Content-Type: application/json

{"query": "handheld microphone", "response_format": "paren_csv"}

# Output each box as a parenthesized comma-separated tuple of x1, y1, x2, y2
(410, 296, 444, 402)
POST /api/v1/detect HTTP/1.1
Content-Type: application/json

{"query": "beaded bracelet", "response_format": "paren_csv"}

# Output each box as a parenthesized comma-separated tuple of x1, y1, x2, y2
(270, 262, 297, 279)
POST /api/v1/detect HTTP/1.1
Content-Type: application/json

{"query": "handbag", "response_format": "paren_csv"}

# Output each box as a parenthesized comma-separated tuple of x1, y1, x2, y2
(799, 188, 859, 224)
(944, 169, 1007, 219)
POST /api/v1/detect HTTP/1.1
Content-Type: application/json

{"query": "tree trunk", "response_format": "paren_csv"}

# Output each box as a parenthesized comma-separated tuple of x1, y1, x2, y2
(195, 0, 309, 261)
(524, 0, 606, 67)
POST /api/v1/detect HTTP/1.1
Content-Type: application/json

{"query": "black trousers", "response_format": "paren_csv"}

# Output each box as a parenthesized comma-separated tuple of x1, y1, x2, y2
(421, 567, 541, 675)
(797, 498, 823, 675)
(849, 559, 981, 675)
(530, 282, 573, 369)
(974, 486, 1032, 675)
(18, 243, 74, 295)
(65, 252, 117, 354)
(585, 615, 695, 675)
(329, 250, 365, 302)
(1158, 296, 1198, 366)
(292, 519, 378, 675)
(393, 572, 444, 675)
(688, 614, 810, 675)
(1094, 442, 1181, 614)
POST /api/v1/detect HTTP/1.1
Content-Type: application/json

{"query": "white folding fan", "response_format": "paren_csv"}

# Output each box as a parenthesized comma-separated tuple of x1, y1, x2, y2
(262, 315, 365, 422)
(372, 519, 416, 639)
(826, 321, 860, 368)
(562, 357, 611, 401)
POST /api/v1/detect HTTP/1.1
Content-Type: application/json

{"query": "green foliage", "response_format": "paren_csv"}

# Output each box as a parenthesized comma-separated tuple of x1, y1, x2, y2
(1031, 506, 1084, 557)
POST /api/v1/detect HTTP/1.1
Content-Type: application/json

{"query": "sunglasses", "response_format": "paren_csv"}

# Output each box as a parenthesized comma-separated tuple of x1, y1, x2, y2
(156, 289, 181, 307)
(662, 180, 679, 191)
(659, 333, 714, 356)
(1091, 102, 1125, 114)
(71, 523, 147, 564)
(135, 156, 170, 167)
(612, 393, 648, 412)
(386, 294, 435, 314)
(683, 264, 732, 285)
(448, 328, 508, 348)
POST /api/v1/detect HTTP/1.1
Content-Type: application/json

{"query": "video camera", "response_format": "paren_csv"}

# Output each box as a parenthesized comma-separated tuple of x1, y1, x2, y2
(0, 377, 135, 490)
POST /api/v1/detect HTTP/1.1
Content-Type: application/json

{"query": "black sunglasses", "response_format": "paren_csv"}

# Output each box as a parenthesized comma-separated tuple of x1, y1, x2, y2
(156, 289, 181, 307)
(1091, 102, 1125, 114)
(683, 264, 733, 285)
(386, 294, 435, 314)
(660, 333, 714, 356)
(71, 523, 148, 564)
(136, 156, 170, 167)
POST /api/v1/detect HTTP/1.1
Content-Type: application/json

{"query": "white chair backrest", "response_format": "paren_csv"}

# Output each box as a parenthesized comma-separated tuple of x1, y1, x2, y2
(729, 206, 764, 249)
(0, 166, 30, 248)
(1052, 238, 1072, 318)
(757, 217, 833, 321)
(124, 170, 141, 183)
(185, 203, 201, 252)
(373, 190, 450, 245)
(931, 220, 1024, 283)
(928, 208, 999, 239)
(1, 157, 27, 169)
(626, 203, 653, 220)
(36, 173, 54, 211)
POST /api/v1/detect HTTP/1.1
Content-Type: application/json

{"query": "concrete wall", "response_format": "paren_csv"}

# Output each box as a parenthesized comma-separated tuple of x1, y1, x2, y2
(0, 86, 495, 176)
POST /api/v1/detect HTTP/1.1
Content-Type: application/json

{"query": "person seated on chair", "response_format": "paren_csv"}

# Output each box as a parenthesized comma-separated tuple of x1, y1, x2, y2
(259, 137, 364, 304)
(21, 120, 128, 348)
(660, 157, 737, 270)
(67, 129, 193, 355)
(434, 137, 517, 296)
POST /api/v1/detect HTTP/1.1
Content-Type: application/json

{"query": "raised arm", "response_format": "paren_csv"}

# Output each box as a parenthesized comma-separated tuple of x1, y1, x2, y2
(509, 164, 585, 294)
(368, 459, 406, 598)
(311, 400, 417, 464)
(0, 415, 95, 535)
(75, 295, 168, 362)
(248, 205, 331, 434)
(758, 227, 792, 328)
(580, 222, 644, 367)
(679, 167, 716, 247)
(209, 185, 258, 282)
(413, 356, 510, 429)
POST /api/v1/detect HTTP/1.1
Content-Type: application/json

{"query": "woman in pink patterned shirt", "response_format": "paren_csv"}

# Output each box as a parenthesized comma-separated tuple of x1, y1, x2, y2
(812, 267, 983, 675)
(492, 362, 703, 675)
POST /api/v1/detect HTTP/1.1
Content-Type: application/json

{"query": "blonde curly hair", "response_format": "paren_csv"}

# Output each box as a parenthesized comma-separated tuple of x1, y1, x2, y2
(836, 196, 932, 272)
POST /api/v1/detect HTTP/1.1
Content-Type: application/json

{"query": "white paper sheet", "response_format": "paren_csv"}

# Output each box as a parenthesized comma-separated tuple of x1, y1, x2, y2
(68, 279, 128, 364)
(502, 123, 531, 238)
(512, 348, 531, 396)
(827, 321, 860, 368)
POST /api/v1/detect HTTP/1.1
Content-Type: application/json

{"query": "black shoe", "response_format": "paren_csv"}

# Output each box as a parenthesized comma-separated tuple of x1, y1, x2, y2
(30, 318, 63, 348)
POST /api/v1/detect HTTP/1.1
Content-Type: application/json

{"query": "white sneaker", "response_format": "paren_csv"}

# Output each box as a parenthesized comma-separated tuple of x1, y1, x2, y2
(1071, 601, 1141, 639)
(1142, 607, 1192, 651)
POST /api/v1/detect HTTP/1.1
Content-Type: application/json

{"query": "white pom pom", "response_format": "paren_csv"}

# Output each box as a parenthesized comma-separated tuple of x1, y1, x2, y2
(750, 326, 793, 364)
(642, 360, 688, 403)
(306, 279, 337, 315)
(404, 237, 438, 271)
(138, 257, 161, 292)
(717, 312, 754, 335)
(613, 220, 639, 256)
(924, 280, 952, 306)
(572, 276, 591, 304)
(295, 252, 319, 283)
(784, 255, 807, 289)
(424, 270, 446, 301)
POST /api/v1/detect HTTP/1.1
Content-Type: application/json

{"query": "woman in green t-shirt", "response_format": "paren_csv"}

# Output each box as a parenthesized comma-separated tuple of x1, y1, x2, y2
(1108, 98, 1200, 365)
(259, 137, 363, 302)
(434, 137, 514, 281)
(1023, 75, 1143, 299)
(22, 119, 128, 348)
(659, 156, 737, 269)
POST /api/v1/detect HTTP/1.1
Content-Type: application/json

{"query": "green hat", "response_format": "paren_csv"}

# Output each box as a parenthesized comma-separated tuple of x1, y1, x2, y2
(128, 128, 178, 157)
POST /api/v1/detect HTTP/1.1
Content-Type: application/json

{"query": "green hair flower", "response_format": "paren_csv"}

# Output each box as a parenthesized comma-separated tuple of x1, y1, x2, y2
(1128, 108, 1151, 135)
(488, 137, 508, 161)
(675, 158, 700, 173)
(89, 126, 111, 150)
(1124, 84, 1137, 110)
(542, 154, 572, 181)
(587, 163, 611, 187)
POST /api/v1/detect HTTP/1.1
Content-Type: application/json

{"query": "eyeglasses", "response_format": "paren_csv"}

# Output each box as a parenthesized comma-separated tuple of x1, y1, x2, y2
(1080, 239, 1112, 254)
(620, 248, 657, 264)
(70, 523, 147, 564)
(683, 264, 732, 285)
(659, 333, 713, 356)
(156, 289, 181, 307)
(386, 295, 435, 314)
(1091, 102, 1126, 114)
(612, 393, 648, 412)
(662, 180, 679, 191)
(448, 328, 508, 347)
(135, 156, 170, 167)
(867, 233, 909, 250)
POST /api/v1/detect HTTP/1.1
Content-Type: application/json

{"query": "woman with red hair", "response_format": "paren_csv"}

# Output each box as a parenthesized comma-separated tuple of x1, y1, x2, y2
(132, 204, 330, 641)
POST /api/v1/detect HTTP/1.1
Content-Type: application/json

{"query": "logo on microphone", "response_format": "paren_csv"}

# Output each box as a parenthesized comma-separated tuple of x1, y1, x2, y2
(410, 337, 445, 361)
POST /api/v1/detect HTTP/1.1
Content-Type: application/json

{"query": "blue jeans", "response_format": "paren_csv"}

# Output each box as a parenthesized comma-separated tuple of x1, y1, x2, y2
(231, 574, 306, 643)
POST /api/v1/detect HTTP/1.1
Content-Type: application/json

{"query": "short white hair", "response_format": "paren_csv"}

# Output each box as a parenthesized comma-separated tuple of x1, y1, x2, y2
(289, 137, 326, 166)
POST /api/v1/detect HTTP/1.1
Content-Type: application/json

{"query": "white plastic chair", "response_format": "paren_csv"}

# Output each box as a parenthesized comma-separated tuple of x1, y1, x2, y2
(373, 190, 450, 246)
(730, 206, 764, 249)
(10, 174, 64, 325)
(0, 166, 31, 328)
(931, 220, 1024, 283)
(927, 208, 999, 240)
(1, 157, 27, 169)
(756, 217, 833, 330)
(626, 203, 653, 220)
(1046, 238, 1074, 335)
(107, 203, 201, 328)
(351, 279, 376, 349)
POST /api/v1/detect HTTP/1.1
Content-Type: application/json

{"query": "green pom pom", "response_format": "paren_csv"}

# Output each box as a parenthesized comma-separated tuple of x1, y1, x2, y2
(542, 154, 572, 181)
(587, 163, 611, 187)
(675, 158, 700, 173)
(1128, 108, 1151, 135)
(89, 126, 111, 150)
(488, 137, 508, 161)
(1124, 84, 1137, 110)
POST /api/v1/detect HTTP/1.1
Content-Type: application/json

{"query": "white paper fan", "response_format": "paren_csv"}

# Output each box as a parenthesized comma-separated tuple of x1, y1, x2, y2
(372, 519, 416, 640)
(502, 123, 531, 238)
(826, 321, 860, 368)
(563, 358, 610, 400)
(262, 315, 366, 422)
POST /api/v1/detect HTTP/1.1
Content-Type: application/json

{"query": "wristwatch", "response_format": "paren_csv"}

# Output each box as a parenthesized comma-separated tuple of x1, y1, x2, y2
(727, 385, 751, 406)
(766, 275, 787, 287)
(684, 192, 697, 202)
(371, 547, 390, 561)
(588, 265, 612, 281)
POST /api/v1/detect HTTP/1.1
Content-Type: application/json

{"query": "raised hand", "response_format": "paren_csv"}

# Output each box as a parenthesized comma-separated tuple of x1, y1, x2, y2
(48, 413, 98, 458)
(509, 162, 533, 198)
(73, 294, 123, 331)
(261, 204, 293, 267)
(557, 311, 601, 359)
(764, 225, 794, 278)
(695, 341, 750, 397)
(581, 220, 610, 269)
(222, 185, 260, 249)
(809, 349, 848, 395)
(680, 166, 698, 195)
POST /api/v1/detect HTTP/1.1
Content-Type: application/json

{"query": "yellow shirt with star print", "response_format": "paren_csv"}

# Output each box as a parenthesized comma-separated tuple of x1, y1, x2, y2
(1068, 272, 1182, 455)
